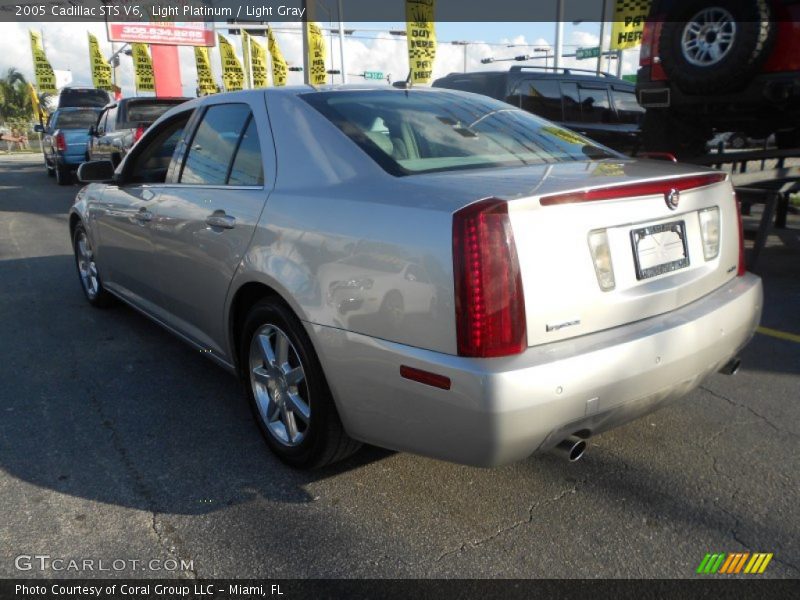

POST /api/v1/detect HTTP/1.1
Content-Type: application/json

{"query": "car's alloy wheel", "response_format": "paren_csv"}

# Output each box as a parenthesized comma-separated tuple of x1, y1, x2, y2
(249, 324, 310, 447)
(72, 224, 113, 308)
(681, 8, 736, 67)
(241, 300, 361, 468)
(76, 231, 100, 300)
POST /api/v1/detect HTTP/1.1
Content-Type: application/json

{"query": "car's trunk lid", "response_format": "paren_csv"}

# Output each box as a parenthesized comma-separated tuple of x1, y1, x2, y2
(411, 159, 740, 348)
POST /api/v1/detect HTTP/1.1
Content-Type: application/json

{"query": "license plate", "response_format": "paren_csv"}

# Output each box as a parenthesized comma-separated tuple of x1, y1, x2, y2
(630, 221, 689, 280)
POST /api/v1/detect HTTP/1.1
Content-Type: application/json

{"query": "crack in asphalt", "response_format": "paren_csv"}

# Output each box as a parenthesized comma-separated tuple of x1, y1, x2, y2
(85, 388, 198, 580)
(428, 477, 587, 565)
(700, 385, 798, 439)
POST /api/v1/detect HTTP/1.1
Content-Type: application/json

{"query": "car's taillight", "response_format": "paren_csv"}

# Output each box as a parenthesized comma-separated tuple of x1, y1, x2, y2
(54, 132, 66, 151)
(453, 198, 527, 358)
(734, 194, 746, 276)
(539, 173, 727, 206)
(133, 125, 146, 143)
(640, 19, 663, 68)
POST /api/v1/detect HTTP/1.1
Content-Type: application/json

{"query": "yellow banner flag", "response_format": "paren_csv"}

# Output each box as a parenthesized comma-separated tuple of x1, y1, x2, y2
(610, 0, 651, 50)
(194, 47, 217, 96)
(307, 22, 327, 86)
(28, 82, 46, 123)
(131, 43, 155, 93)
(406, 0, 437, 85)
(242, 30, 252, 89)
(218, 33, 244, 92)
(249, 35, 269, 88)
(267, 28, 288, 87)
(29, 31, 56, 94)
(88, 32, 113, 91)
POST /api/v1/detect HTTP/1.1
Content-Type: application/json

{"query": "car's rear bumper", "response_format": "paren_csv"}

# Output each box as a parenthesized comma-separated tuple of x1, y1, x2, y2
(309, 274, 762, 467)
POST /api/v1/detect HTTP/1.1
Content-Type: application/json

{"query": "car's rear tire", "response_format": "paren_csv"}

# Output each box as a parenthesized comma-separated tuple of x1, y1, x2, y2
(72, 223, 114, 308)
(55, 163, 70, 186)
(641, 110, 710, 159)
(241, 299, 361, 469)
(658, 0, 776, 95)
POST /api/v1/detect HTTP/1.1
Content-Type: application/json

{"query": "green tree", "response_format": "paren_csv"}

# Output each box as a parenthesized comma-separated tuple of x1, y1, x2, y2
(0, 68, 34, 124)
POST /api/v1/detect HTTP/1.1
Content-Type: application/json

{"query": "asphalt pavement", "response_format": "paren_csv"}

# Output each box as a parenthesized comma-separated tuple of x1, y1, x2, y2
(0, 154, 798, 579)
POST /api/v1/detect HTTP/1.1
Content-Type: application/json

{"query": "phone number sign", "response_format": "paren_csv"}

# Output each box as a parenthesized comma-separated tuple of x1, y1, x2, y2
(106, 22, 215, 46)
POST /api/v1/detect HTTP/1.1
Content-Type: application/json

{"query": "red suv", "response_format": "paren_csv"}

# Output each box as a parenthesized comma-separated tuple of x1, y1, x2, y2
(637, 0, 800, 157)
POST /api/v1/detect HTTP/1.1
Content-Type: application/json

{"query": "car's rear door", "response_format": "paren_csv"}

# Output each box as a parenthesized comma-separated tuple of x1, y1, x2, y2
(150, 98, 274, 356)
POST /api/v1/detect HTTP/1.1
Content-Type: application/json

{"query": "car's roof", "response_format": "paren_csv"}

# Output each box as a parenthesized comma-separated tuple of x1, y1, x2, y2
(100, 97, 191, 110)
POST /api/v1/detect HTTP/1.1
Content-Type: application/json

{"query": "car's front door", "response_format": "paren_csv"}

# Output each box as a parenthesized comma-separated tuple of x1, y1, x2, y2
(92, 112, 193, 313)
(151, 100, 274, 356)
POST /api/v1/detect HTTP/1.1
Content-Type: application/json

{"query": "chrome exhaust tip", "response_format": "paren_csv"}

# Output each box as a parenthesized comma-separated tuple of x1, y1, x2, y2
(554, 435, 587, 462)
(719, 357, 741, 376)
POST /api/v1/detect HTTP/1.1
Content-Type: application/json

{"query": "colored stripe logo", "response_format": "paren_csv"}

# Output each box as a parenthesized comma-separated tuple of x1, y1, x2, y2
(696, 552, 773, 574)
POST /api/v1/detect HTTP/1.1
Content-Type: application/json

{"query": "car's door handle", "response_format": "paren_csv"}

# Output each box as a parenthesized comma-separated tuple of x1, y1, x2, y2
(206, 212, 235, 230)
(135, 208, 153, 223)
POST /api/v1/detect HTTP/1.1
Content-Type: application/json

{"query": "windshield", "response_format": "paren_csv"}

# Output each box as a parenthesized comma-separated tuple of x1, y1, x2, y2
(301, 89, 619, 176)
(54, 110, 100, 129)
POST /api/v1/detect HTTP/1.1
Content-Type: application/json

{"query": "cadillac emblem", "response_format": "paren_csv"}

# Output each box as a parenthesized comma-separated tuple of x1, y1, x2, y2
(665, 188, 680, 210)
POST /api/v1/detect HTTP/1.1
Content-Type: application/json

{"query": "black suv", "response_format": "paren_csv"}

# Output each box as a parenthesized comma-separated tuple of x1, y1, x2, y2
(432, 66, 644, 153)
(88, 97, 190, 167)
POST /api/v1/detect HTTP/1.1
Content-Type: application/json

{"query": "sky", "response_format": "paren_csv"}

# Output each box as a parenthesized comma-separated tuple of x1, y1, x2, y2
(0, 21, 641, 99)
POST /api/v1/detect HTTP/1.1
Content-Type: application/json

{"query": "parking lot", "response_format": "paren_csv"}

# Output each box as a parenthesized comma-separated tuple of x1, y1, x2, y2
(0, 153, 798, 578)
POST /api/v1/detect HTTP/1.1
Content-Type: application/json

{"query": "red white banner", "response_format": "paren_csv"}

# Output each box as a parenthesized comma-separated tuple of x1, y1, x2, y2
(107, 22, 215, 47)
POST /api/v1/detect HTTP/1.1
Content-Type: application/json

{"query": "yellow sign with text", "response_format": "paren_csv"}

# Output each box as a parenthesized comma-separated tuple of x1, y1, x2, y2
(194, 47, 217, 96)
(267, 28, 288, 87)
(248, 35, 269, 88)
(88, 32, 113, 91)
(406, 0, 437, 84)
(218, 34, 244, 92)
(29, 31, 56, 94)
(131, 43, 155, 93)
(307, 22, 327, 86)
(610, 0, 651, 50)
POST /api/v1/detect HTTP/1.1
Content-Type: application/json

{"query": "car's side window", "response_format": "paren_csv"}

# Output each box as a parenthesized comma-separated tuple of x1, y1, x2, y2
(105, 107, 118, 132)
(612, 88, 645, 125)
(179, 104, 253, 186)
(125, 114, 191, 184)
(96, 110, 108, 135)
(577, 85, 615, 124)
(227, 116, 263, 186)
(515, 79, 562, 122)
(560, 82, 581, 122)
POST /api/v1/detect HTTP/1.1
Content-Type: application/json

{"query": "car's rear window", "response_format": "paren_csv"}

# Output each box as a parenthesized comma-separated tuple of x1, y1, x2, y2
(59, 89, 110, 108)
(126, 102, 184, 125)
(301, 90, 618, 176)
(54, 109, 100, 129)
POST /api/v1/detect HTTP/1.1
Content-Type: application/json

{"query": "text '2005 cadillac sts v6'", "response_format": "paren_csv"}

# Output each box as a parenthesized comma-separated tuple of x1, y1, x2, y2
(70, 87, 762, 468)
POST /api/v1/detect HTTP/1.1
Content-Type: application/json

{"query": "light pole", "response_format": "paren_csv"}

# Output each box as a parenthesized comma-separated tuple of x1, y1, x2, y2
(451, 41, 469, 72)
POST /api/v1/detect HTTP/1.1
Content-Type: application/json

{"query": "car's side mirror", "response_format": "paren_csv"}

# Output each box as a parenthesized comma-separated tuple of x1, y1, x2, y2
(77, 160, 116, 183)
(33, 124, 44, 133)
(88, 125, 97, 137)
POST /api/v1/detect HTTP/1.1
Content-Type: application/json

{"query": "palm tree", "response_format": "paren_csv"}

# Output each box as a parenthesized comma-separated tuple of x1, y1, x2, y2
(0, 68, 34, 124)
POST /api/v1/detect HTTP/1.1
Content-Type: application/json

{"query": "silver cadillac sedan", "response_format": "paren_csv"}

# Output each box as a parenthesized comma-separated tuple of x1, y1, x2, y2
(71, 87, 762, 468)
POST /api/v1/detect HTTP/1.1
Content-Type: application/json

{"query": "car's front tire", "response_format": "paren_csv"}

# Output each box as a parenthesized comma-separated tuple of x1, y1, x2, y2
(241, 299, 361, 469)
(72, 223, 114, 308)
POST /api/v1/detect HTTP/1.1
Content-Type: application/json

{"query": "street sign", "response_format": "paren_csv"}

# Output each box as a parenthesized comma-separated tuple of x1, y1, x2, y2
(576, 47, 601, 61)
(363, 71, 385, 81)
